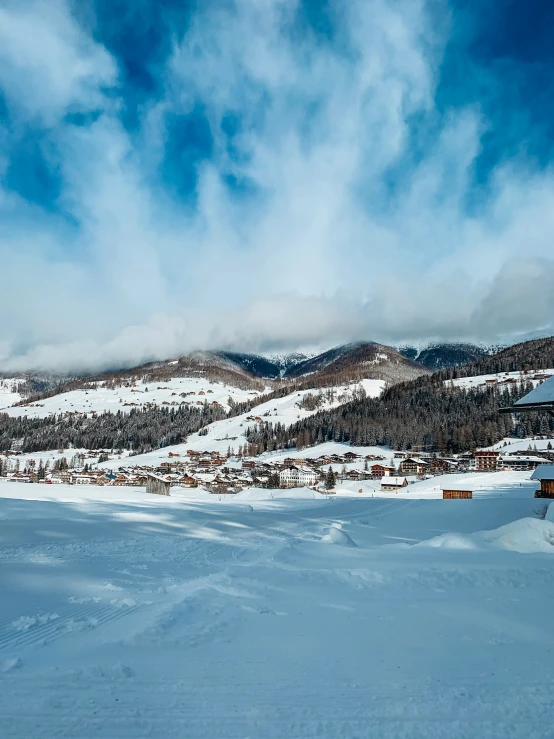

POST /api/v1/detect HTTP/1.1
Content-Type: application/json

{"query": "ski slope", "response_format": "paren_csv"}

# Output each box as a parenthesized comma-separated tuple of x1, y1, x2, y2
(0, 480, 553, 738)
(1, 377, 263, 417)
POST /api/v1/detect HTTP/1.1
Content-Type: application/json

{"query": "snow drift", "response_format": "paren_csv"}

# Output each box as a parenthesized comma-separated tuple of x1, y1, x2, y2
(417, 517, 554, 554)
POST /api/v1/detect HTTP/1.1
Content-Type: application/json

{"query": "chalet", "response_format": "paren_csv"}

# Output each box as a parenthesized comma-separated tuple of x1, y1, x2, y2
(112, 474, 130, 486)
(429, 458, 455, 475)
(168, 452, 180, 458)
(179, 475, 197, 488)
(380, 476, 408, 491)
(531, 465, 554, 498)
(242, 461, 255, 469)
(346, 469, 366, 480)
(399, 458, 429, 476)
(474, 451, 499, 472)
(344, 452, 360, 461)
(146, 473, 171, 496)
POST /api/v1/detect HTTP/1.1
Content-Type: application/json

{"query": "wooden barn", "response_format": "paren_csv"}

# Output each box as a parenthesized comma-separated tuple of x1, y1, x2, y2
(531, 465, 554, 498)
(146, 473, 171, 496)
(442, 489, 472, 500)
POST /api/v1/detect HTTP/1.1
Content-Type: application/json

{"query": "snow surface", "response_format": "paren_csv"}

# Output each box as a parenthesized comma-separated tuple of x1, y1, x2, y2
(1, 478, 554, 737)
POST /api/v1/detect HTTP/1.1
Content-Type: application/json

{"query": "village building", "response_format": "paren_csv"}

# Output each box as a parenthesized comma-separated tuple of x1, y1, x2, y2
(500, 455, 549, 471)
(474, 451, 500, 472)
(399, 458, 429, 476)
(371, 464, 394, 479)
(279, 465, 318, 488)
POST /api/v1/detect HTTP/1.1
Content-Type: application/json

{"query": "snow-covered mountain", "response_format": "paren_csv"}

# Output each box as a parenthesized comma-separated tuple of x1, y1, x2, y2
(398, 342, 495, 370)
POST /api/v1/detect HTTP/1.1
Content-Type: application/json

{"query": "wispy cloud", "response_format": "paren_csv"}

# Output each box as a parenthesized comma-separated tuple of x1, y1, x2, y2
(1, 0, 554, 372)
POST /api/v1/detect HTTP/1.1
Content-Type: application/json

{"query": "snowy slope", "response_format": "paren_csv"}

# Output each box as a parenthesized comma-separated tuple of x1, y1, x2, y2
(487, 437, 554, 454)
(448, 368, 554, 390)
(0, 378, 25, 409)
(2, 376, 263, 419)
(0, 481, 553, 738)
(100, 380, 385, 466)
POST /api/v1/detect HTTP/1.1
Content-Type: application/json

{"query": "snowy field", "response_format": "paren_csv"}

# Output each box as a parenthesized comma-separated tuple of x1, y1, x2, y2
(1, 480, 554, 738)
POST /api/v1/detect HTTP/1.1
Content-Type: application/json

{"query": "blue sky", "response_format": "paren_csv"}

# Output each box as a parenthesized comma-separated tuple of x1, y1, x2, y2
(2, 0, 554, 371)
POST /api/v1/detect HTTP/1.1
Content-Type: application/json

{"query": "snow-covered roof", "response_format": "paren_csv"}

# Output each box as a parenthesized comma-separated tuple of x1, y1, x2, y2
(530, 465, 554, 480)
(380, 476, 407, 486)
(501, 455, 549, 464)
(515, 375, 554, 407)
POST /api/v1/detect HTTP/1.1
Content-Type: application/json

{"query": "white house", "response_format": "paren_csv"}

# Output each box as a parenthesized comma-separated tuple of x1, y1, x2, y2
(279, 465, 318, 488)
(380, 476, 408, 491)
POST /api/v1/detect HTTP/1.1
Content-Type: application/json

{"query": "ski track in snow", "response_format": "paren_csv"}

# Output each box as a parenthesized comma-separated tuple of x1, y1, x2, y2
(1, 482, 554, 738)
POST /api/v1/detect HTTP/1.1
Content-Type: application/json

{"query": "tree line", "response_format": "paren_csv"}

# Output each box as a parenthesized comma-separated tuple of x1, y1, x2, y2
(0, 403, 226, 455)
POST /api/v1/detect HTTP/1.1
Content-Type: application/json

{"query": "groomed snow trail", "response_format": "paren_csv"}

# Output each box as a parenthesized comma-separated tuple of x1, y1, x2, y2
(1, 484, 553, 738)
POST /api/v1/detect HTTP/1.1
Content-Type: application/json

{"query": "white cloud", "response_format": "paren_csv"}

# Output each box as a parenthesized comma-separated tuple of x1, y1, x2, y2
(0, 0, 116, 124)
(1, 0, 554, 372)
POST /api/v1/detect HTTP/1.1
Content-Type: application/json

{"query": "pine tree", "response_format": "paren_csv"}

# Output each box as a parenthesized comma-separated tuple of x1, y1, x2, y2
(325, 467, 336, 490)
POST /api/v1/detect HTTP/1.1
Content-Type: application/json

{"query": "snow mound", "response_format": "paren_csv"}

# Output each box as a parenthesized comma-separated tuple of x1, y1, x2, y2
(324, 524, 357, 547)
(418, 518, 554, 554)
(480, 517, 554, 553)
(235, 487, 325, 501)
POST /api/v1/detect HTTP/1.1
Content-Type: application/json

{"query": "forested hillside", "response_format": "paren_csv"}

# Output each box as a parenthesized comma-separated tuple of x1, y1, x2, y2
(243, 378, 554, 455)
(0, 404, 226, 455)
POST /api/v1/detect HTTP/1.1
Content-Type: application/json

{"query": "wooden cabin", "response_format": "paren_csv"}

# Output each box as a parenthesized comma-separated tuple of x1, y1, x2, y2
(442, 489, 472, 500)
(146, 473, 171, 496)
(531, 465, 554, 498)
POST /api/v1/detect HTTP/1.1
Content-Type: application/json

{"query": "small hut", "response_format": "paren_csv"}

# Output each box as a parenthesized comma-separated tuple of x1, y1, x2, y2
(442, 489, 472, 499)
(146, 473, 171, 496)
(531, 465, 554, 499)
